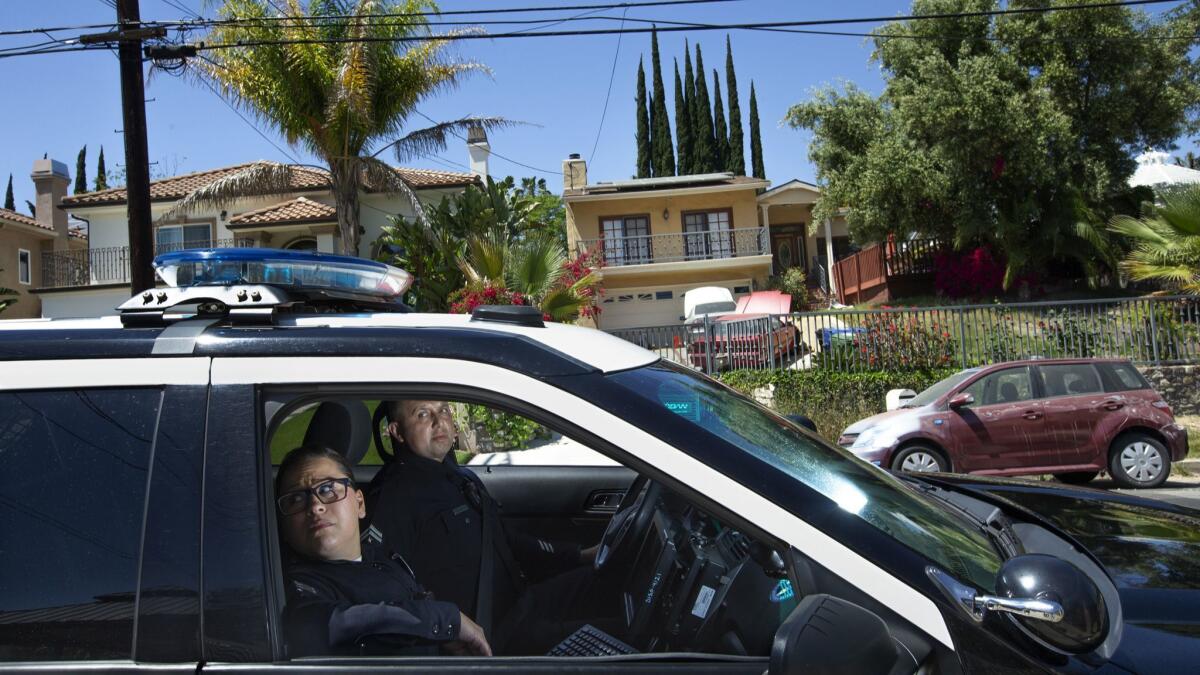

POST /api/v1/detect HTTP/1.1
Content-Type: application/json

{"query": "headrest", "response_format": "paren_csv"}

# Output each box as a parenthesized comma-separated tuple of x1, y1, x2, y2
(302, 399, 372, 466)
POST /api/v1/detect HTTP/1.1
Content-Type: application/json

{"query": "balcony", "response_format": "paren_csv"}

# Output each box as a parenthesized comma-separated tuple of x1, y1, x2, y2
(41, 239, 255, 289)
(577, 226, 769, 268)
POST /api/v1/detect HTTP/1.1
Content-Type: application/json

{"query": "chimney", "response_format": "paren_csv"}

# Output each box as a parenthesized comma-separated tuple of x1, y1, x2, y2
(562, 154, 587, 190)
(467, 124, 490, 179)
(31, 158, 70, 252)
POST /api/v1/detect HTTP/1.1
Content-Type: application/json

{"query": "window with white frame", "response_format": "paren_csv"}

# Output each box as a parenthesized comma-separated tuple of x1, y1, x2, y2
(682, 210, 733, 260)
(17, 249, 31, 285)
(155, 223, 212, 253)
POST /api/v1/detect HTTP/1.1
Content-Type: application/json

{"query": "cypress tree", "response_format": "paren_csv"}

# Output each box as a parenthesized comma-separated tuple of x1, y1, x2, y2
(749, 81, 765, 180)
(673, 59, 693, 177)
(682, 42, 697, 174)
(4, 174, 14, 211)
(712, 70, 729, 172)
(648, 29, 674, 177)
(95, 146, 109, 191)
(25, 200, 35, 218)
(725, 36, 746, 176)
(74, 146, 87, 194)
(692, 44, 716, 173)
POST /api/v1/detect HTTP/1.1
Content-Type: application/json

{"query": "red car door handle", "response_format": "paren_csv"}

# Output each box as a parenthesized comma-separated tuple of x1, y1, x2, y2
(1101, 401, 1124, 411)
(1023, 411, 1043, 420)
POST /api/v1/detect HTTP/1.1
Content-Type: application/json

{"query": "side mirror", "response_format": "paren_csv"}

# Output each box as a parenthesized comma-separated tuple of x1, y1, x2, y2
(947, 392, 974, 409)
(928, 554, 1108, 655)
(770, 594, 898, 674)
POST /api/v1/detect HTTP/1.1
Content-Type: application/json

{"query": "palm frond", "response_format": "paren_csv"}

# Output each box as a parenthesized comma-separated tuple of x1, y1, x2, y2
(358, 155, 430, 231)
(460, 225, 508, 284)
(160, 161, 325, 221)
(375, 117, 518, 163)
(506, 236, 566, 296)
(539, 285, 585, 323)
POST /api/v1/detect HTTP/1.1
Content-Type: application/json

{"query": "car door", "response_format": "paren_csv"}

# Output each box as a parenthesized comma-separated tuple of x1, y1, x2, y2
(948, 366, 1045, 471)
(0, 357, 209, 673)
(1035, 363, 1111, 468)
(210, 354, 959, 672)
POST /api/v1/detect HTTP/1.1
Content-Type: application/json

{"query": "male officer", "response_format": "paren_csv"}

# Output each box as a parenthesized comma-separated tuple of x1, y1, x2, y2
(276, 444, 491, 657)
(367, 400, 607, 655)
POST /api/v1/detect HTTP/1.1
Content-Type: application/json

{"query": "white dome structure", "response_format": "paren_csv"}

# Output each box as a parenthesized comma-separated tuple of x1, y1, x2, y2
(1129, 150, 1200, 188)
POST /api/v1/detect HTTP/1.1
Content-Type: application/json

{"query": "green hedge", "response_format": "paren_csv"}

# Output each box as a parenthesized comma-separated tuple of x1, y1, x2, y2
(718, 368, 957, 441)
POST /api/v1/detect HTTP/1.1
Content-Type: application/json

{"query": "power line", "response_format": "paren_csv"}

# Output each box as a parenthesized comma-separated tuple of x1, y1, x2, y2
(588, 7, 629, 165)
(192, 66, 304, 165)
(167, 0, 737, 23)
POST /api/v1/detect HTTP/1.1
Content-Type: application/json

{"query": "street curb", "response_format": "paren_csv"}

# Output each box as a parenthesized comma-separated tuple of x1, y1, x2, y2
(1178, 459, 1200, 475)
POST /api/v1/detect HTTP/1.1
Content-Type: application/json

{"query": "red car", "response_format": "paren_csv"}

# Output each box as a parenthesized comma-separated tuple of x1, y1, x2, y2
(686, 290, 797, 370)
(839, 358, 1189, 488)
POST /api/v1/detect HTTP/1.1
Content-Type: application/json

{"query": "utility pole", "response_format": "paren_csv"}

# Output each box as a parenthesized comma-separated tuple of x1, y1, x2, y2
(116, 0, 154, 293)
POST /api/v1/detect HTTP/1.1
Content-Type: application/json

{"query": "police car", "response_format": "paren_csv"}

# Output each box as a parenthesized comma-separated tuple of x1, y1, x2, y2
(2, 249, 1198, 673)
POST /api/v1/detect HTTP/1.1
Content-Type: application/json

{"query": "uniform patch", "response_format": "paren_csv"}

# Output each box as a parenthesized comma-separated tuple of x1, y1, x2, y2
(362, 524, 384, 546)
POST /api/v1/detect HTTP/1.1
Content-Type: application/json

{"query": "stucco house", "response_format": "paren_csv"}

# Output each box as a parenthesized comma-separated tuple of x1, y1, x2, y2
(31, 135, 490, 318)
(0, 160, 88, 319)
(562, 155, 849, 330)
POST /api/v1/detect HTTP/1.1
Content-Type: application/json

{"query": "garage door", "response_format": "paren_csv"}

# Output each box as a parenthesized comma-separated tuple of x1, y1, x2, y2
(597, 280, 751, 330)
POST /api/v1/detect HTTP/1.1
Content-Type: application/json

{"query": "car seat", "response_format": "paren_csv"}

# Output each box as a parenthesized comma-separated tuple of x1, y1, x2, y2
(999, 382, 1019, 403)
(302, 399, 372, 467)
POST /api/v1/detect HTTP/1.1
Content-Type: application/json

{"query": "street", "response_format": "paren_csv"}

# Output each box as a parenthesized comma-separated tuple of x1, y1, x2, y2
(1100, 474, 1200, 510)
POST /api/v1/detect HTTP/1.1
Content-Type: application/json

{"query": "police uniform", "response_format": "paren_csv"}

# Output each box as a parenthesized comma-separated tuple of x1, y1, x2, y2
(282, 544, 461, 657)
(366, 448, 594, 653)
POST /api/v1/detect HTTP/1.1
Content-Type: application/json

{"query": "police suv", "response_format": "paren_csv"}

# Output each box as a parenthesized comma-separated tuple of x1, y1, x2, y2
(2, 249, 1198, 673)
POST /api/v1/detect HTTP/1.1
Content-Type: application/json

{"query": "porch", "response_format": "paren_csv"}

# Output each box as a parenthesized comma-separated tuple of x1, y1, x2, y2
(40, 239, 254, 289)
(832, 237, 944, 305)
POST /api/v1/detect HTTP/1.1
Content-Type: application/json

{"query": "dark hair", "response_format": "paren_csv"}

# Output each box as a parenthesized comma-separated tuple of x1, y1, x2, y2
(275, 445, 355, 496)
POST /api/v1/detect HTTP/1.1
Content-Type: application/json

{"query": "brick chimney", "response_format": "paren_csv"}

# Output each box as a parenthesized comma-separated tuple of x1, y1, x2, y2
(467, 124, 490, 179)
(562, 153, 587, 190)
(31, 158, 70, 252)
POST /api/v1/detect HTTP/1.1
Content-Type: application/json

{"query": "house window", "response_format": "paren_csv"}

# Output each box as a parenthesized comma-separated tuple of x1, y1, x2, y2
(655, 291, 673, 300)
(733, 285, 750, 294)
(600, 215, 651, 266)
(17, 249, 31, 285)
(155, 224, 211, 254)
(682, 210, 733, 260)
(284, 237, 318, 251)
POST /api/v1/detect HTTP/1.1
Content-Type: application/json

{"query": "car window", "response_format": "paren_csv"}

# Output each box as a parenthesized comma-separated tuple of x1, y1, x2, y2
(610, 362, 1002, 592)
(1103, 362, 1151, 391)
(0, 388, 160, 661)
(270, 399, 617, 467)
(963, 367, 1034, 407)
(905, 368, 978, 408)
(1039, 364, 1103, 397)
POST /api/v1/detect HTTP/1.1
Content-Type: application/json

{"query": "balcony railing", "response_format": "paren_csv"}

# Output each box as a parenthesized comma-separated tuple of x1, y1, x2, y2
(41, 239, 255, 289)
(577, 226, 769, 268)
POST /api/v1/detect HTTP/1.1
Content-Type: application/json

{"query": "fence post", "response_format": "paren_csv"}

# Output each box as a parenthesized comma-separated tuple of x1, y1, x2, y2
(958, 308, 969, 369)
(703, 313, 714, 374)
(1148, 300, 1161, 365)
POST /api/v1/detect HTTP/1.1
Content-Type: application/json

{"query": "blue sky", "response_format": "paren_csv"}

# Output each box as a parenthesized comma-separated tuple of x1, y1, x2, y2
(0, 0, 1190, 212)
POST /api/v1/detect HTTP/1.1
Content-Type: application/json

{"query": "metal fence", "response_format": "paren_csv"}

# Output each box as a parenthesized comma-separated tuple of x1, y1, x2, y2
(41, 238, 255, 288)
(608, 296, 1200, 374)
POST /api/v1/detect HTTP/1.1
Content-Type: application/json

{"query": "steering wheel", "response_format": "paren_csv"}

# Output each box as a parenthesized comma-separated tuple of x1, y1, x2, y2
(594, 474, 662, 573)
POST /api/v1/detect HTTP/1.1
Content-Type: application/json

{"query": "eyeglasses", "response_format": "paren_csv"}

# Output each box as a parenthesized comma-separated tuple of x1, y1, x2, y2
(277, 477, 354, 516)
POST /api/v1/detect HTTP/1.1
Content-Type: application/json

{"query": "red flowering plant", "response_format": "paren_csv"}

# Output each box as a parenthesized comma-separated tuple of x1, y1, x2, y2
(448, 244, 604, 323)
(934, 246, 1006, 298)
(448, 281, 528, 315)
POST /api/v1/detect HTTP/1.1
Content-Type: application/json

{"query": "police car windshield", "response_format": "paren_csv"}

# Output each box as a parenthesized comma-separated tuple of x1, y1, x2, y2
(609, 361, 1002, 591)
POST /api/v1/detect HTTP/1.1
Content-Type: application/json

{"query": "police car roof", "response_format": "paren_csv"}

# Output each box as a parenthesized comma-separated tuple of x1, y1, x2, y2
(0, 311, 659, 375)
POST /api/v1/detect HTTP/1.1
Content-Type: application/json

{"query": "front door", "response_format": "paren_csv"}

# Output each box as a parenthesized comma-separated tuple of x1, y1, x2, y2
(948, 366, 1046, 472)
(770, 226, 806, 272)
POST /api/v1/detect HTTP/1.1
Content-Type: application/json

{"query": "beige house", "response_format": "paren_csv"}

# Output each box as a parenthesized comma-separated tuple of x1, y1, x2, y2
(757, 179, 852, 296)
(562, 156, 850, 329)
(0, 160, 88, 319)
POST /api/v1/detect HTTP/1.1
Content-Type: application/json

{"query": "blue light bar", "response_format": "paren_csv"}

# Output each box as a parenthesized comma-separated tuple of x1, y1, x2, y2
(153, 248, 413, 299)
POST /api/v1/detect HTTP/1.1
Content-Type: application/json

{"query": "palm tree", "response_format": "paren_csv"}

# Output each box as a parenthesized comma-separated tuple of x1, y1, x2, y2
(166, 0, 507, 255)
(0, 275, 16, 314)
(459, 227, 598, 322)
(1109, 186, 1200, 294)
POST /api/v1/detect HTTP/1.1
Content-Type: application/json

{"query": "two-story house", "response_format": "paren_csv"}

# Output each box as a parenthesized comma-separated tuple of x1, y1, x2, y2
(563, 155, 851, 329)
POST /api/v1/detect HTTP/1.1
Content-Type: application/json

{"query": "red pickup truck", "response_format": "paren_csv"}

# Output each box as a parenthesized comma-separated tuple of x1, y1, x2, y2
(685, 288, 798, 370)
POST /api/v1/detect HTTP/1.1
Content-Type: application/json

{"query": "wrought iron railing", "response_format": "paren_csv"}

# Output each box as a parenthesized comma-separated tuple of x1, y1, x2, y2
(40, 239, 255, 289)
(608, 295, 1200, 374)
(577, 226, 769, 267)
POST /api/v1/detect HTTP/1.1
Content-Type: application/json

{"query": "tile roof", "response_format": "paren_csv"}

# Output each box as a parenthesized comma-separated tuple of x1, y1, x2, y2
(227, 196, 336, 227)
(60, 162, 478, 208)
(0, 206, 43, 230)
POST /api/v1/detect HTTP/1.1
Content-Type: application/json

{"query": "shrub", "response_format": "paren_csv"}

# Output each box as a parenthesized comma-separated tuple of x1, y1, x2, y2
(719, 368, 956, 441)
(768, 267, 811, 311)
(465, 404, 549, 451)
(934, 247, 1006, 298)
(448, 281, 529, 315)
(817, 311, 956, 371)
